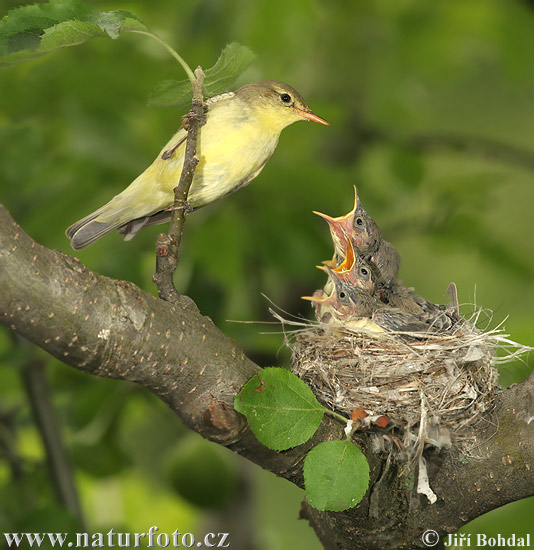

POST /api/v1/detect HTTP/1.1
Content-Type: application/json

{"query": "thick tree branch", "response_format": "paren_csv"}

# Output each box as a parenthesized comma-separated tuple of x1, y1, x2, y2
(1, 204, 533, 549)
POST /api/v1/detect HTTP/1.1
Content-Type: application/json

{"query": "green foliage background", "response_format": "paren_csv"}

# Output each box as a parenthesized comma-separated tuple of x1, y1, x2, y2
(1, 0, 533, 547)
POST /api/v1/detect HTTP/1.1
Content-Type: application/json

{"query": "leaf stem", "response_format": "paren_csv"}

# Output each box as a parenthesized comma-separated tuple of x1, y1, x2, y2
(323, 408, 360, 440)
(128, 30, 196, 86)
(324, 408, 350, 424)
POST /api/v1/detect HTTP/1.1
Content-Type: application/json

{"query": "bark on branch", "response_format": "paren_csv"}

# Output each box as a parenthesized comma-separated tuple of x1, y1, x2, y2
(1, 203, 533, 549)
(154, 66, 206, 302)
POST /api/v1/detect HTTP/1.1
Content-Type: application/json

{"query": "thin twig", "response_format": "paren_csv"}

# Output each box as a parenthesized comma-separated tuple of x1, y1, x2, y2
(19, 351, 86, 528)
(153, 66, 206, 302)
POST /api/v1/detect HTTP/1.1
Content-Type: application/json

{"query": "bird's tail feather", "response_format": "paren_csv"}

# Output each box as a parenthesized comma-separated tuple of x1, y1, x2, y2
(66, 206, 124, 250)
(116, 210, 172, 240)
(116, 205, 203, 241)
(66, 199, 202, 249)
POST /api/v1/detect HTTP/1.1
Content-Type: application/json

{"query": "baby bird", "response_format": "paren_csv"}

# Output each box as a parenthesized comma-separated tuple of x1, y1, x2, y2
(305, 269, 436, 336)
(305, 288, 334, 325)
(377, 282, 458, 330)
(314, 186, 400, 284)
(320, 239, 456, 330)
(319, 236, 376, 295)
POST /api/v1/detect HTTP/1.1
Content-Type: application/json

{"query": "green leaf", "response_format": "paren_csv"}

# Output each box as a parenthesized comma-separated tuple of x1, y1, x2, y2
(303, 440, 370, 511)
(203, 42, 256, 96)
(148, 42, 256, 109)
(234, 367, 324, 451)
(0, 0, 147, 67)
(147, 79, 193, 110)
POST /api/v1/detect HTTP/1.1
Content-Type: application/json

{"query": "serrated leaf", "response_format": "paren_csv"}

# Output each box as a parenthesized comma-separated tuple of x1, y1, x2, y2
(203, 42, 256, 96)
(148, 42, 256, 109)
(40, 20, 105, 50)
(234, 367, 324, 451)
(0, 0, 147, 67)
(304, 440, 370, 511)
(147, 79, 194, 110)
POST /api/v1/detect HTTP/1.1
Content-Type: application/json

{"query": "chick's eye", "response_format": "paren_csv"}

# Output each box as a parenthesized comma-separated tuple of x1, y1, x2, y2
(280, 93, 292, 103)
(339, 291, 346, 299)
(355, 218, 364, 226)
(360, 268, 368, 276)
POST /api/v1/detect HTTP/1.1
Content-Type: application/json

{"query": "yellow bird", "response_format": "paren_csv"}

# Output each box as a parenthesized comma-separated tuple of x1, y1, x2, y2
(66, 81, 328, 249)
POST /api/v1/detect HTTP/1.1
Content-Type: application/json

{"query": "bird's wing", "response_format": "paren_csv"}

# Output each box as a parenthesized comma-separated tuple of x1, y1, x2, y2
(445, 282, 461, 321)
(219, 158, 270, 200)
(375, 309, 432, 334)
(116, 209, 174, 239)
(344, 317, 384, 334)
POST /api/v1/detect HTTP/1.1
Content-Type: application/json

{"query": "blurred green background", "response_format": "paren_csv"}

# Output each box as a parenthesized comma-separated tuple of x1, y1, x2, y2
(1, 0, 533, 548)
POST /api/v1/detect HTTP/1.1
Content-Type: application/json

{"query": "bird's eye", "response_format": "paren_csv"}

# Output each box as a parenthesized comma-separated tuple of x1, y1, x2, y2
(280, 93, 292, 103)
(360, 268, 368, 276)
(355, 218, 364, 226)
(339, 291, 346, 299)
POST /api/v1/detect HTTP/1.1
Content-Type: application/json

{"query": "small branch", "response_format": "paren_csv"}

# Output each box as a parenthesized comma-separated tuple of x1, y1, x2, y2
(19, 351, 85, 527)
(169, 67, 206, 246)
(153, 66, 206, 302)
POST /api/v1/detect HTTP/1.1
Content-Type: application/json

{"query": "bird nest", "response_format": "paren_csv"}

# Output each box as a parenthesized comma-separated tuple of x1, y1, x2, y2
(270, 186, 531, 502)
(284, 309, 528, 462)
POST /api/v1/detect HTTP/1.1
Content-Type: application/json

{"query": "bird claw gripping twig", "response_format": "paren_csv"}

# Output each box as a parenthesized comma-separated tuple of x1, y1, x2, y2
(181, 108, 207, 131)
(168, 199, 194, 214)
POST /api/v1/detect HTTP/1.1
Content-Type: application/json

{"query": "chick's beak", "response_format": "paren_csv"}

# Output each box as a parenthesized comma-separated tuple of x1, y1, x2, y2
(322, 258, 337, 268)
(316, 264, 330, 275)
(302, 289, 329, 303)
(313, 210, 353, 234)
(333, 237, 355, 273)
(302, 295, 325, 303)
(313, 211, 351, 257)
(291, 106, 329, 125)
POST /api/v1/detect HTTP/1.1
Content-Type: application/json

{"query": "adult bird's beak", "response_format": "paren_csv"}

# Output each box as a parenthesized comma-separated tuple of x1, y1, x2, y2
(291, 107, 329, 125)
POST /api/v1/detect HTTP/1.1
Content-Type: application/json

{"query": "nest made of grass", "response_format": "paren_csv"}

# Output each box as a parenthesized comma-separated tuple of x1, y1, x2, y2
(286, 311, 528, 460)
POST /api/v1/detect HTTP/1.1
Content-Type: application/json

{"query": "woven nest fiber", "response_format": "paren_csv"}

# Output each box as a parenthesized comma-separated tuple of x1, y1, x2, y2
(286, 310, 528, 463)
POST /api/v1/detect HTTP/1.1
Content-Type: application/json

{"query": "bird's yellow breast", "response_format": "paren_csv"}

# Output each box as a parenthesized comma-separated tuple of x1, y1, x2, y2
(96, 95, 286, 224)
(152, 97, 281, 206)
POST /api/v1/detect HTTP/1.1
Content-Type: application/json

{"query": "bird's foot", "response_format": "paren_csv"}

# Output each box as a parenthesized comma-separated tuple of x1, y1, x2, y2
(181, 108, 207, 130)
(169, 200, 193, 214)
